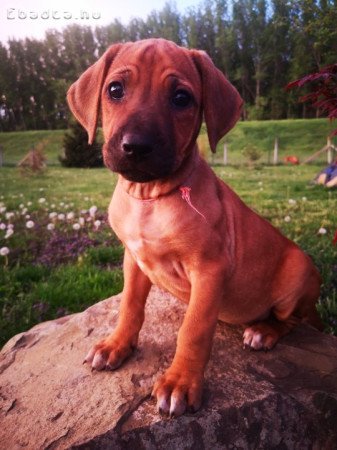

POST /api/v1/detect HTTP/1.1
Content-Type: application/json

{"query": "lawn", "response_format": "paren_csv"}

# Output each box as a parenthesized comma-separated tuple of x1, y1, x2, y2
(220, 118, 336, 165)
(0, 125, 337, 347)
(1, 119, 336, 166)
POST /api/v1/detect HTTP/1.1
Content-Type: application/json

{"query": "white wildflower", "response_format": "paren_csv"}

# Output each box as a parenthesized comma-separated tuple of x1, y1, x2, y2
(5, 228, 14, 239)
(67, 212, 75, 220)
(89, 205, 97, 217)
(49, 212, 57, 219)
(7, 224, 14, 230)
(5, 212, 14, 220)
(94, 220, 101, 229)
(26, 220, 35, 229)
(0, 206, 7, 214)
(0, 223, 6, 230)
(288, 199, 296, 206)
(47, 223, 55, 231)
(79, 217, 85, 226)
(0, 247, 10, 256)
(318, 227, 327, 235)
(302, 197, 307, 202)
(27, 201, 32, 206)
(73, 223, 81, 230)
(284, 216, 291, 223)
(38, 198, 46, 204)
(58, 213, 65, 221)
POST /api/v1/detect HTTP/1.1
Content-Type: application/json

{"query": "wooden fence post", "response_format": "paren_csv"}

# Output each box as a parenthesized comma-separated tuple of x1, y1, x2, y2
(273, 138, 279, 165)
(223, 142, 228, 165)
(327, 137, 332, 164)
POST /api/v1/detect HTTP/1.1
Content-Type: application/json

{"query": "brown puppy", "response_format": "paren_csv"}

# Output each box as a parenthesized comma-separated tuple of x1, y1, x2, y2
(67, 38, 322, 417)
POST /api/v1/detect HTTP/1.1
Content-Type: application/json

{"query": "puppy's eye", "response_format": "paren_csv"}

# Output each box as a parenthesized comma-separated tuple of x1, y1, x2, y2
(172, 89, 192, 108)
(108, 81, 124, 100)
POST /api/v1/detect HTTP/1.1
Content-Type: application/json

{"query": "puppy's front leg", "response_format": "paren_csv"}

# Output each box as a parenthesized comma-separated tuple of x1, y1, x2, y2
(152, 268, 223, 417)
(85, 248, 152, 370)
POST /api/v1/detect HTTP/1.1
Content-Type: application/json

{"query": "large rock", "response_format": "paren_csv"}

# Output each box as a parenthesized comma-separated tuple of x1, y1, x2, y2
(1, 287, 337, 449)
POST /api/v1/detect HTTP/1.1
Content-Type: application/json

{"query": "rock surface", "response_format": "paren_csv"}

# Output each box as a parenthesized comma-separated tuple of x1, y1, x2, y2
(1, 287, 337, 449)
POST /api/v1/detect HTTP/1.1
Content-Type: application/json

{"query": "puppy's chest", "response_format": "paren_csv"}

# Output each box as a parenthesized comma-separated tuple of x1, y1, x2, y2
(125, 236, 159, 272)
(123, 232, 190, 295)
(109, 197, 191, 294)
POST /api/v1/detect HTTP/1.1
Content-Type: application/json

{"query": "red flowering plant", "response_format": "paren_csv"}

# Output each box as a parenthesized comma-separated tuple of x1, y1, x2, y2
(287, 66, 337, 247)
(286, 63, 337, 136)
(333, 230, 337, 246)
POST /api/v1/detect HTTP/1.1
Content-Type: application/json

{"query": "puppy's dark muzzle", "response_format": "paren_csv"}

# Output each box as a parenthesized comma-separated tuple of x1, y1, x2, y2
(122, 134, 153, 160)
(103, 127, 176, 183)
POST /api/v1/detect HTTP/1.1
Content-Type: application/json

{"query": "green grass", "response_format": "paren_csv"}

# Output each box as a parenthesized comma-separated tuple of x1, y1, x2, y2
(0, 123, 337, 347)
(0, 166, 117, 211)
(1, 264, 123, 344)
(0, 167, 124, 346)
(1, 119, 336, 166)
(0, 130, 65, 166)
(216, 118, 336, 165)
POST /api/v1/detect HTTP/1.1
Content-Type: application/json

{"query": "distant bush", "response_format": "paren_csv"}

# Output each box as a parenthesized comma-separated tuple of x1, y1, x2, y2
(18, 140, 47, 175)
(60, 119, 103, 168)
(242, 145, 262, 166)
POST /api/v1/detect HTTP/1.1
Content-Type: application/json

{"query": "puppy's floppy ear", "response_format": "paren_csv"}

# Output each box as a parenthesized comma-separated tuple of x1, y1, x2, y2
(67, 43, 123, 144)
(191, 50, 243, 152)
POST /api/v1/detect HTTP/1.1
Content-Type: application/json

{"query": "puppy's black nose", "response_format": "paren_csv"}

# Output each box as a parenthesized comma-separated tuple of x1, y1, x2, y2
(122, 134, 153, 158)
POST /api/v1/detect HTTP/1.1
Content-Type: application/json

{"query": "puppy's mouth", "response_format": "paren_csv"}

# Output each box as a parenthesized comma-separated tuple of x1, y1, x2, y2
(117, 167, 170, 183)
(103, 131, 176, 182)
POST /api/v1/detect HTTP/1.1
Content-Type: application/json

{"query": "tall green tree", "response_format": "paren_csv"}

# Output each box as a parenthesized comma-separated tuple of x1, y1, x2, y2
(95, 19, 127, 56)
(1, 0, 336, 129)
(269, 0, 292, 119)
(61, 25, 97, 81)
(145, 3, 182, 43)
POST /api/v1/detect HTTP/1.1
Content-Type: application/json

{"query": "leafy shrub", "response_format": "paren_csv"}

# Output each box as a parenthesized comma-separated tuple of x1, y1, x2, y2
(60, 119, 103, 168)
(242, 145, 262, 165)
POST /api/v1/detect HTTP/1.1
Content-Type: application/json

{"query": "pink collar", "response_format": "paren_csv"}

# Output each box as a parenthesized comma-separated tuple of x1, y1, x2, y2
(179, 186, 207, 221)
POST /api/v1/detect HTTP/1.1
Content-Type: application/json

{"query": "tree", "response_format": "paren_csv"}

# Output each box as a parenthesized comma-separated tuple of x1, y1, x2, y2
(60, 119, 103, 168)
(232, 0, 255, 119)
(1, 0, 336, 129)
(269, 0, 292, 119)
(95, 19, 127, 56)
(286, 63, 337, 134)
(61, 25, 98, 81)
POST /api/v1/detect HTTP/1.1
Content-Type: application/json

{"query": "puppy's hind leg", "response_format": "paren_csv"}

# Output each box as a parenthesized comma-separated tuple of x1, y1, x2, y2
(291, 267, 323, 332)
(243, 315, 299, 351)
(243, 265, 323, 351)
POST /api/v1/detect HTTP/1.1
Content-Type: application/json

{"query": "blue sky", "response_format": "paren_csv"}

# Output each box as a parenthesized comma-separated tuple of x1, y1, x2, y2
(0, 0, 200, 43)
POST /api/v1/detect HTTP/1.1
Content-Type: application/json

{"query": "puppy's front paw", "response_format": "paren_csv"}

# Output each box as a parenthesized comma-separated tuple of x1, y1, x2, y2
(152, 367, 203, 417)
(84, 336, 135, 371)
